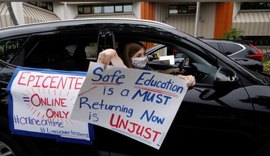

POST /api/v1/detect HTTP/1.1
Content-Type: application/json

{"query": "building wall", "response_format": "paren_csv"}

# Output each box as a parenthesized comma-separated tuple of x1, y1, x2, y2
(155, 2, 215, 38)
(155, 3, 169, 23)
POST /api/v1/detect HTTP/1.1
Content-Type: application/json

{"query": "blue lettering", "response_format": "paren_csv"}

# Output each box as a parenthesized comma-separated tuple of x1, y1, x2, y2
(135, 72, 151, 85)
(131, 90, 172, 105)
(79, 97, 91, 109)
(140, 110, 165, 124)
(91, 67, 125, 84)
(91, 67, 103, 82)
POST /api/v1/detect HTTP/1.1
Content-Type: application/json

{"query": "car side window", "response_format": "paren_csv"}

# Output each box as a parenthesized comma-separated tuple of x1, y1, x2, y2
(24, 39, 98, 71)
(141, 40, 218, 84)
(206, 42, 220, 51)
(0, 38, 27, 63)
(220, 42, 243, 55)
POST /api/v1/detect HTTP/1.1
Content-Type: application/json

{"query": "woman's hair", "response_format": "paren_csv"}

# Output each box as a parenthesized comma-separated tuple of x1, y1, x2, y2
(119, 41, 146, 68)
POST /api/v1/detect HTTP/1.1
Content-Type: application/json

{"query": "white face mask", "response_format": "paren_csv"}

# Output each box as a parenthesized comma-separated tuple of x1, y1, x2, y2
(131, 56, 148, 69)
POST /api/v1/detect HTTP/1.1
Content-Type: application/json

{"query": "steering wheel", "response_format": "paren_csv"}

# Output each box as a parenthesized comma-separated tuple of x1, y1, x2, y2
(177, 57, 193, 75)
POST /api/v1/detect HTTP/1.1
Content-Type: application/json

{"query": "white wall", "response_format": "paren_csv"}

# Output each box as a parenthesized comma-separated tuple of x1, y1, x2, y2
(133, 2, 141, 19)
(54, 2, 78, 20)
(198, 2, 216, 38)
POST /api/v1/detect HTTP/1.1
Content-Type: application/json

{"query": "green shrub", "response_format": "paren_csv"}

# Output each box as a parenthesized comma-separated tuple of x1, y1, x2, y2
(263, 60, 270, 73)
(223, 28, 244, 40)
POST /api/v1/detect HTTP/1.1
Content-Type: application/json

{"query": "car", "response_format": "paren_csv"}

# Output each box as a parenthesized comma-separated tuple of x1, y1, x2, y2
(200, 38, 264, 71)
(0, 18, 270, 156)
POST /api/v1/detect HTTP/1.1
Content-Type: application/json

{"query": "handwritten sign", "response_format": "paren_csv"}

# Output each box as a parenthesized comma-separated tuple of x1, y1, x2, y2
(7, 67, 94, 144)
(71, 62, 188, 149)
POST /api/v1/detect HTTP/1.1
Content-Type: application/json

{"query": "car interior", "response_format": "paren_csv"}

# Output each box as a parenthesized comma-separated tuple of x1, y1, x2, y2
(7, 29, 221, 86)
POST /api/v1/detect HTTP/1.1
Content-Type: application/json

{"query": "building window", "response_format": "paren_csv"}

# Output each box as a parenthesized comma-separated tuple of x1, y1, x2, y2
(115, 5, 123, 13)
(169, 4, 196, 14)
(124, 4, 132, 12)
(104, 6, 114, 13)
(78, 5, 92, 14)
(241, 2, 270, 10)
(28, 2, 53, 11)
(78, 4, 132, 14)
(93, 6, 102, 14)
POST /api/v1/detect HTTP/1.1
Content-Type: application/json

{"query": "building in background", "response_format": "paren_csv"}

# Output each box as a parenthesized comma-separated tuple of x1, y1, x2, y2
(0, 1, 269, 55)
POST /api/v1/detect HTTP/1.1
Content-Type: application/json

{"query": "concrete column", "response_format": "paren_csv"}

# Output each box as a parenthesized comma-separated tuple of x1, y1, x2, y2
(194, 2, 201, 37)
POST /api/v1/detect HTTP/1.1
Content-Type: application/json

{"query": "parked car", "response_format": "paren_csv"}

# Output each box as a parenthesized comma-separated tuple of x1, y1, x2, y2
(201, 39, 264, 71)
(0, 18, 270, 156)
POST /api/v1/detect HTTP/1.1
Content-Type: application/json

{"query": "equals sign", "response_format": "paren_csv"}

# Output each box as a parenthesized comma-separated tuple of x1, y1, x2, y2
(23, 97, 30, 102)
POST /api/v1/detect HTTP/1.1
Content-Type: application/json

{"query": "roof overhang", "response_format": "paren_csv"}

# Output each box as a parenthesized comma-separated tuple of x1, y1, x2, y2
(233, 11, 270, 36)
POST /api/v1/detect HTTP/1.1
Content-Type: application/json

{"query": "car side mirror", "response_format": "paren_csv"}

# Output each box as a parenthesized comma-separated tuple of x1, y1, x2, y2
(214, 67, 239, 90)
(199, 67, 239, 100)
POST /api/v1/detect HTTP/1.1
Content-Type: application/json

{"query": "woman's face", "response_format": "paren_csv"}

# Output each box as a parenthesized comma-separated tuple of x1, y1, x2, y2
(131, 47, 145, 58)
(130, 47, 148, 69)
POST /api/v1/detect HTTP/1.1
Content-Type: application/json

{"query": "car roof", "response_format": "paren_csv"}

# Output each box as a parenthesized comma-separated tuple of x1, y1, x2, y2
(0, 18, 177, 39)
(200, 38, 251, 46)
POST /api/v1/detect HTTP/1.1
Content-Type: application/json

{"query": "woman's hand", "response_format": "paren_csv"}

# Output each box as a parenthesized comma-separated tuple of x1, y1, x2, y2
(175, 74, 196, 88)
(97, 49, 116, 69)
(97, 49, 127, 69)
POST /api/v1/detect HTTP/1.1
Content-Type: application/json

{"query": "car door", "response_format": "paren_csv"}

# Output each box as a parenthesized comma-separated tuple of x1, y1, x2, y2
(148, 41, 254, 155)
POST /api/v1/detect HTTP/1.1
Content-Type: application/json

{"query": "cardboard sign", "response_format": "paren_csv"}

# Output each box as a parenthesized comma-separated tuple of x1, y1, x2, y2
(71, 62, 188, 149)
(7, 67, 94, 144)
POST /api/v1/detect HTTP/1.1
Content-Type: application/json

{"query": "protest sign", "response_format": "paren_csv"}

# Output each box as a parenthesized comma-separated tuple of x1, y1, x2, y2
(7, 67, 94, 144)
(71, 62, 188, 149)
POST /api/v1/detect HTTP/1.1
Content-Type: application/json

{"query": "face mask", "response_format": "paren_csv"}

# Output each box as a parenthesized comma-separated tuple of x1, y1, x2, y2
(131, 56, 148, 69)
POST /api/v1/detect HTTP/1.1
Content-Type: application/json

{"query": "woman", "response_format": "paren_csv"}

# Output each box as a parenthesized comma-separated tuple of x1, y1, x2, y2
(97, 42, 195, 88)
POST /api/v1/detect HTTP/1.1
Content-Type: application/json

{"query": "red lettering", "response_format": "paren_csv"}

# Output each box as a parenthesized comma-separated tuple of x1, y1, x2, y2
(46, 108, 54, 118)
(143, 127, 151, 139)
(16, 71, 84, 90)
(32, 75, 43, 87)
(31, 93, 40, 106)
(27, 75, 35, 86)
(17, 71, 30, 85)
(151, 130, 162, 142)
(136, 123, 145, 136)
(110, 113, 120, 127)
(75, 77, 84, 89)
(42, 76, 51, 88)
(46, 108, 69, 119)
(58, 77, 68, 89)
(68, 77, 77, 89)
(109, 114, 162, 143)
(50, 76, 59, 88)
(127, 122, 138, 133)
(30, 93, 67, 107)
